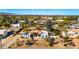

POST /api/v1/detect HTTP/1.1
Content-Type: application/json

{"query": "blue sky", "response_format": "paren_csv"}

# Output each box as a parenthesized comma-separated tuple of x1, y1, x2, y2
(0, 9, 79, 15)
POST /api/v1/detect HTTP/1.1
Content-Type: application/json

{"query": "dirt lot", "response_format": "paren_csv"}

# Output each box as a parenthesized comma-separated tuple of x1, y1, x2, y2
(7, 36, 79, 49)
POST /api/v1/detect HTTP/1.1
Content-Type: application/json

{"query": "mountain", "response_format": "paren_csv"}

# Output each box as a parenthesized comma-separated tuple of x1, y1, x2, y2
(0, 12, 79, 16)
(0, 12, 17, 15)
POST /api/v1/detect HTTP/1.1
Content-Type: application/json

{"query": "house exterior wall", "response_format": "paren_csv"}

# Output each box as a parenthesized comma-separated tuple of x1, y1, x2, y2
(0, 29, 7, 35)
(11, 24, 20, 28)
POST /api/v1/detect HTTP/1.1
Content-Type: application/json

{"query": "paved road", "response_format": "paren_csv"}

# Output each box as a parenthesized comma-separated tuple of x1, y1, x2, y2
(2, 35, 20, 49)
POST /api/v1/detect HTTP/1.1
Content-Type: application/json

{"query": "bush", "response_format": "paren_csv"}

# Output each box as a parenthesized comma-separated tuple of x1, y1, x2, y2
(48, 38, 55, 46)
(45, 38, 49, 42)
(49, 42, 53, 46)
(64, 36, 69, 42)
(64, 44, 68, 46)
(26, 40, 34, 46)
(77, 36, 79, 39)
(16, 42, 23, 46)
(60, 35, 63, 38)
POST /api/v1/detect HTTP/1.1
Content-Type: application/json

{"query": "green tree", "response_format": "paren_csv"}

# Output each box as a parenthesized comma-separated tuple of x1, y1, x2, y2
(46, 19, 53, 31)
(20, 22, 28, 28)
(0, 22, 2, 28)
(64, 36, 69, 42)
(3, 22, 11, 28)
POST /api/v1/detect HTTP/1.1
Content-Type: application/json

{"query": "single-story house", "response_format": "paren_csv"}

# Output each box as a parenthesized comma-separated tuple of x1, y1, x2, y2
(37, 20, 47, 25)
(11, 23, 20, 28)
(19, 20, 25, 23)
(22, 32, 30, 39)
(0, 29, 13, 39)
(61, 31, 66, 37)
(49, 36, 59, 39)
(40, 30, 48, 38)
(0, 29, 7, 35)
(21, 30, 49, 39)
(48, 17, 52, 20)
(30, 30, 48, 38)
(67, 29, 79, 38)
(57, 19, 64, 22)
(69, 24, 79, 29)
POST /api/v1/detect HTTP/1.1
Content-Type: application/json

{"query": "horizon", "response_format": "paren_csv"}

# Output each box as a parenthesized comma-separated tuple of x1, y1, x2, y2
(0, 9, 79, 15)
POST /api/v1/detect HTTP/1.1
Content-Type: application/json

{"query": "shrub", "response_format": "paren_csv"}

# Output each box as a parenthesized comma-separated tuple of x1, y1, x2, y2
(48, 38, 55, 46)
(64, 36, 69, 42)
(77, 36, 79, 39)
(16, 42, 23, 47)
(26, 40, 34, 46)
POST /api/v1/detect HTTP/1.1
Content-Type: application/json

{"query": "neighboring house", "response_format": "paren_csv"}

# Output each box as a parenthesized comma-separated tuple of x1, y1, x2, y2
(57, 19, 64, 22)
(0, 29, 7, 35)
(53, 24, 59, 29)
(9, 27, 20, 32)
(37, 19, 47, 25)
(34, 21, 38, 24)
(57, 17, 64, 22)
(11, 23, 20, 28)
(67, 29, 79, 38)
(0, 29, 13, 39)
(19, 20, 25, 23)
(49, 36, 59, 39)
(48, 17, 52, 20)
(61, 31, 66, 37)
(77, 17, 79, 22)
(0, 29, 6, 39)
(3, 31, 14, 38)
(69, 24, 79, 29)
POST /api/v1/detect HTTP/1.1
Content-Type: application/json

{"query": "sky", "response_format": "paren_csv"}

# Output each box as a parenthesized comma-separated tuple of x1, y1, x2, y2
(0, 9, 79, 15)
